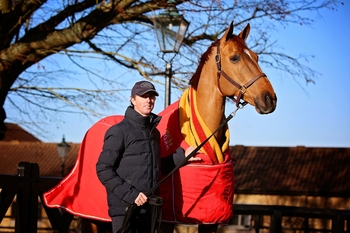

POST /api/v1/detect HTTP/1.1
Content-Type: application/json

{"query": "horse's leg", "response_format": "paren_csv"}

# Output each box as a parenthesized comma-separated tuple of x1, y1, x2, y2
(77, 218, 96, 233)
(198, 224, 218, 233)
(160, 222, 175, 233)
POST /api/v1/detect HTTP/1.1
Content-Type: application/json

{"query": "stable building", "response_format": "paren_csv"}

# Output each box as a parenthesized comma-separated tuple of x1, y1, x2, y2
(0, 123, 349, 232)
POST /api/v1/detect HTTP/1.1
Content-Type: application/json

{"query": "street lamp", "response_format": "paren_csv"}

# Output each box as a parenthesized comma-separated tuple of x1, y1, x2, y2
(57, 135, 71, 177)
(152, 0, 189, 108)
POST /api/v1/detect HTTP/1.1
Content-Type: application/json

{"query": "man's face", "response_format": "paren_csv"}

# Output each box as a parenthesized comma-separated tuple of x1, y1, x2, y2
(131, 92, 156, 117)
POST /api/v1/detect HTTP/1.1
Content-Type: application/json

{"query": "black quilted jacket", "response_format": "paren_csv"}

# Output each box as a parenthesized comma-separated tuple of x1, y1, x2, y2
(96, 106, 184, 217)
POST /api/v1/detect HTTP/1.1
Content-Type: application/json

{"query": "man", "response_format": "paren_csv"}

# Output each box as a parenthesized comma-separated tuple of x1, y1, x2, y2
(96, 80, 196, 233)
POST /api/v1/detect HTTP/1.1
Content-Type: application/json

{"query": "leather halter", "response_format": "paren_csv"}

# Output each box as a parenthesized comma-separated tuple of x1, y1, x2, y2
(215, 43, 266, 107)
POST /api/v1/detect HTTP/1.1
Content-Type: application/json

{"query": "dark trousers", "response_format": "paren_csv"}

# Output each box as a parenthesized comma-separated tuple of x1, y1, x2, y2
(112, 216, 124, 233)
(112, 214, 152, 233)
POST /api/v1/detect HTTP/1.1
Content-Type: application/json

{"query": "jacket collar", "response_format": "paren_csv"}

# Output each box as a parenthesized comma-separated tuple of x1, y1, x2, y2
(125, 106, 161, 128)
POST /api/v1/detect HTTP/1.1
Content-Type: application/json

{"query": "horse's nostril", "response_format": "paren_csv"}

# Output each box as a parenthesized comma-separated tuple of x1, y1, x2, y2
(265, 94, 272, 106)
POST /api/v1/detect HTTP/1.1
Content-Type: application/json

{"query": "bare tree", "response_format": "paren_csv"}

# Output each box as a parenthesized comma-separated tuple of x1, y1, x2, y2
(0, 0, 340, 139)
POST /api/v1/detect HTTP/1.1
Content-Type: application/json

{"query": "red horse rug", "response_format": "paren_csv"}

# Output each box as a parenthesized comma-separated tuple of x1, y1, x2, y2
(43, 87, 234, 224)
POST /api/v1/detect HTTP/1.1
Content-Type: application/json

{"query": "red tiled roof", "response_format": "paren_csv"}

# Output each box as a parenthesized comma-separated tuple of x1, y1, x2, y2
(0, 141, 79, 177)
(2, 123, 41, 142)
(231, 145, 350, 197)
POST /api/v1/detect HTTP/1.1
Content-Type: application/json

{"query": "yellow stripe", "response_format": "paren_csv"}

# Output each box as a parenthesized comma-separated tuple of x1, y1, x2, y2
(179, 88, 230, 163)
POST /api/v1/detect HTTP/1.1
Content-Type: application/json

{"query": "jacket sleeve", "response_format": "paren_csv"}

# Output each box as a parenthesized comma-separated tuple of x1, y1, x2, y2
(160, 147, 186, 174)
(96, 126, 138, 204)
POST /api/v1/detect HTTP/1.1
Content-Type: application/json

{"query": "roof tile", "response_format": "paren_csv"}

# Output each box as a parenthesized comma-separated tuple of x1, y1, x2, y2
(231, 146, 350, 196)
(0, 141, 80, 177)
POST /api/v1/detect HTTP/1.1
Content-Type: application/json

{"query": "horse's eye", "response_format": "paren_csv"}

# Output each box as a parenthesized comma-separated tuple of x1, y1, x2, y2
(230, 55, 240, 63)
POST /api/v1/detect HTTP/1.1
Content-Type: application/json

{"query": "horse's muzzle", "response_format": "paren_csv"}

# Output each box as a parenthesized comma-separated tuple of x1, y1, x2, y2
(255, 92, 277, 114)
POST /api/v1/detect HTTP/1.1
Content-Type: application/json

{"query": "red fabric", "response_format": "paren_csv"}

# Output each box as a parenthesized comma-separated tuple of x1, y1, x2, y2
(43, 116, 124, 221)
(158, 101, 234, 224)
(43, 101, 234, 224)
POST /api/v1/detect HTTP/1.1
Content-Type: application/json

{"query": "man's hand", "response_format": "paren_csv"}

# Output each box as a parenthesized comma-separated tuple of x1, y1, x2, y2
(135, 192, 148, 206)
(185, 146, 202, 161)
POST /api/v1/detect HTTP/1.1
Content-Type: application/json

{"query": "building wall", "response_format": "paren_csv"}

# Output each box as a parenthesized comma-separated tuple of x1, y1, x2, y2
(234, 194, 350, 210)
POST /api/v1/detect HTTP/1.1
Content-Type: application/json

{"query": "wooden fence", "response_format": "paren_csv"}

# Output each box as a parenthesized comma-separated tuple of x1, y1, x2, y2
(0, 162, 74, 232)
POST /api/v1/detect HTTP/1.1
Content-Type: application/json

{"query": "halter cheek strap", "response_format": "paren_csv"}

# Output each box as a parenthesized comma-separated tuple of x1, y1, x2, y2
(215, 43, 266, 107)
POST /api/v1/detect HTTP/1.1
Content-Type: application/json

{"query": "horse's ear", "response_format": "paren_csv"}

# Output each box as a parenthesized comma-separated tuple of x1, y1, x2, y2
(223, 21, 234, 42)
(238, 23, 250, 41)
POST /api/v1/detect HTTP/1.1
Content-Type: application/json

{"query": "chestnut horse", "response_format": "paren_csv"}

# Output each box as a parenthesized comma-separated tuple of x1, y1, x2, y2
(159, 21, 276, 232)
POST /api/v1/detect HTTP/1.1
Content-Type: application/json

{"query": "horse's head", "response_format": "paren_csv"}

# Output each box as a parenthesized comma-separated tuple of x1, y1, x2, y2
(217, 22, 277, 114)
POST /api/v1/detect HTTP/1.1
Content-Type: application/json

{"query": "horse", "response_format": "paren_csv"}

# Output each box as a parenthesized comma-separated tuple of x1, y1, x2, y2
(157, 21, 276, 232)
(43, 21, 276, 233)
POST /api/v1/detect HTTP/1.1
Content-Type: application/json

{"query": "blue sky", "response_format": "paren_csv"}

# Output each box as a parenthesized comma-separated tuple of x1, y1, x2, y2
(40, 2, 349, 148)
(227, 2, 350, 148)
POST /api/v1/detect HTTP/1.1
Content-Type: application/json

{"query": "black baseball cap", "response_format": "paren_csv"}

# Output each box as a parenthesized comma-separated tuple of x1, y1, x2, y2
(131, 81, 159, 97)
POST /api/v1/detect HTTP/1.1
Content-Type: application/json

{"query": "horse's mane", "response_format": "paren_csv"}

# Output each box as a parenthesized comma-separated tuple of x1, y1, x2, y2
(189, 40, 220, 89)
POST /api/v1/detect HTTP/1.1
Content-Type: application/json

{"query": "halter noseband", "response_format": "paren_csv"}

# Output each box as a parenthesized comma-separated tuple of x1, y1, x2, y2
(216, 43, 266, 107)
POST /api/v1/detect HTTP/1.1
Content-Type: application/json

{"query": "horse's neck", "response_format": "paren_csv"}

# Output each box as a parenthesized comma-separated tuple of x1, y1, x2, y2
(196, 75, 226, 146)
